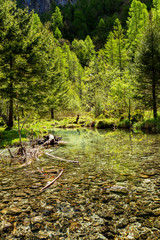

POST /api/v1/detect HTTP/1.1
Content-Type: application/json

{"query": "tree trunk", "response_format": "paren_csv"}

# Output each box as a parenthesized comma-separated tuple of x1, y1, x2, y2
(128, 99, 131, 123)
(51, 108, 54, 119)
(8, 55, 14, 128)
(151, 30, 157, 119)
(21, 108, 25, 117)
(152, 81, 157, 119)
(8, 92, 14, 128)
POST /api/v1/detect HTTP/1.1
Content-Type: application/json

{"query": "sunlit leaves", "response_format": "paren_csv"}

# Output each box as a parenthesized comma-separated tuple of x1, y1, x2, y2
(126, 0, 149, 57)
(104, 19, 128, 71)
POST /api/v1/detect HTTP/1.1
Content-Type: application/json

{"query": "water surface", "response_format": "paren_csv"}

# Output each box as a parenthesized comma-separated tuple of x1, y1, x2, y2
(0, 129, 160, 239)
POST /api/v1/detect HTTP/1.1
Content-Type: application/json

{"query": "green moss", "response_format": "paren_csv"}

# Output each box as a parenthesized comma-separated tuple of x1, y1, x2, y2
(140, 118, 160, 133)
(96, 119, 114, 129)
(118, 119, 131, 129)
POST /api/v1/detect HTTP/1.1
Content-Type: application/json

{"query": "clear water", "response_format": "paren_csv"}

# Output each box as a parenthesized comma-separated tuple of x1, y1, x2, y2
(0, 128, 160, 239)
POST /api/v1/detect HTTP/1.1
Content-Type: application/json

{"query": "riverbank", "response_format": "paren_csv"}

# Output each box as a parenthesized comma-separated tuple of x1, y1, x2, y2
(51, 116, 160, 133)
(0, 116, 160, 148)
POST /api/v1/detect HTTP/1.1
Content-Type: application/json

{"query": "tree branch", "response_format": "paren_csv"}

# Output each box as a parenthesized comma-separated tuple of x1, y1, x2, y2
(40, 169, 64, 191)
(45, 152, 79, 163)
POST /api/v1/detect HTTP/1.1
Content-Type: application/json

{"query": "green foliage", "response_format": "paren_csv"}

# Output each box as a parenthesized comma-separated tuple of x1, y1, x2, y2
(72, 35, 95, 67)
(96, 120, 114, 129)
(104, 19, 128, 71)
(1, 0, 160, 134)
(72, 10, 88, 39)
(135, 19, 160, 118)
(54, 27, 62, 39)
(127, 0, 149, 58)
(51, 6, 63, 32)
(140, 117, 160, 132)
(57, 0, 130, 45)
(118, 119, 131, 128)
(152, 0, 160, 22)
(0, 0, 69, 127)
(0, 128, 27, 148)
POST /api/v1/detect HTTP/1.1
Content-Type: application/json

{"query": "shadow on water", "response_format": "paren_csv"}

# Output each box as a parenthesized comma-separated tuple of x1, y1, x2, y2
(0, 128, 160, 239)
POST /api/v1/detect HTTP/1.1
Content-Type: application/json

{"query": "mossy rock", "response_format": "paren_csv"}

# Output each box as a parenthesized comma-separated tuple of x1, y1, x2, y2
(67, 124, 80, 128)
(141, 119, 160, 133)
(85, 121, 96, 127)
(96, 120, 114, 129)
(118, 119, 131, 129)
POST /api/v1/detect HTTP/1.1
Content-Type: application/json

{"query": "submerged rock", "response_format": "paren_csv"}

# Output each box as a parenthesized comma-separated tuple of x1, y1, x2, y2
(0, 221, 13, 232)
(153, 208, 160, 216)
(31, 216, 43, 224)
(35, 230, 49, 239)
(2, 207, 22, 216)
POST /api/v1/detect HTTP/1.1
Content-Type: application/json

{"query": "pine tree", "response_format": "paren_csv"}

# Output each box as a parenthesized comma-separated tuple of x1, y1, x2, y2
(0, 0, 55, 127)
(51, 6, 63, 32)
(72, 35, 95, 67)
(152, 0, 160, 24)
(105, 19, 128, 71)
(104, 32, 115, 66)
(127, 0, 149, 58)
(135, 20, 160, 119)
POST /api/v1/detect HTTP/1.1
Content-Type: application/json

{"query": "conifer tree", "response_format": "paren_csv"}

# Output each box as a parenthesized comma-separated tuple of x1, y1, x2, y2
(113, 19, 128, 71)
(104, 32, 115, 66)
(51, 6, 63, 38)
(0, 0, 55, 127)
(51, 6, 63, 31)
(72, 35, 95, 67)
(127, 0, 149, 58)
(152, 0, 160, 23)
(135, 20, 160, 119)
(105, 19, 127, 71)
(63, 43, 84, 106)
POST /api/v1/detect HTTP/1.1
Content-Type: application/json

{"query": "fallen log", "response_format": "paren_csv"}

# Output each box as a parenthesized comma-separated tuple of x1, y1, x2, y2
(37, 134, 62, 146)
(40, 169, 64, 191)
(42, 134, 55, 146)
(45, 152, 79, 164)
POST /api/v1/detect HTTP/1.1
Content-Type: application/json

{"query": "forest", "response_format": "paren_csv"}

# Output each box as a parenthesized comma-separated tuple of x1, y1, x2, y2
(1, 1, 160, 239)
(0, 0, 160, 132)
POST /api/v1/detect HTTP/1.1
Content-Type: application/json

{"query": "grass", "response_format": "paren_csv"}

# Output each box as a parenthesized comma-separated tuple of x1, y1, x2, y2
(0, 127, 28, 148)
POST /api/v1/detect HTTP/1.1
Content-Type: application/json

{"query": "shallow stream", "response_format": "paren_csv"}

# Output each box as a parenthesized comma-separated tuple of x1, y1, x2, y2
(0, 128, 160, 239)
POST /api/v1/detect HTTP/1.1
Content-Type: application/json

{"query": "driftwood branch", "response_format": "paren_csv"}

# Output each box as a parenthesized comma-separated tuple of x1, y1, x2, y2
(21, 113, 31, 132)
(37, 167, 45, 176)
(8, 148, 14, 158)
(0, 149, 7, 155)
(45, 152, 79, 163)
(40, 169, 64, 191)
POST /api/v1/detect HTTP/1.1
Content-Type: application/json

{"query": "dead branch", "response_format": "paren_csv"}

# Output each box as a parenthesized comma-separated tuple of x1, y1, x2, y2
(37, 167, 45, 176)
(45, 152, 79, 163)
(0, 149, 7, 155)
(35, 147, 40, 161)
(8, 148, 14, 158)
(20, 113, 31, 132)
(19, 159, 32, 168)
(40, 169, 64, 191)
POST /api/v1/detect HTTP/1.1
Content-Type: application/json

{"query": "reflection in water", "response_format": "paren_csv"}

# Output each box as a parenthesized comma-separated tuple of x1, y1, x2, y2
(0, 129, 160, 239)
